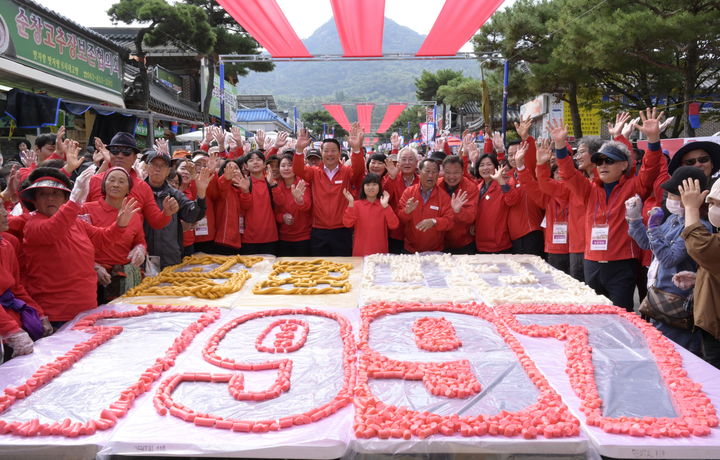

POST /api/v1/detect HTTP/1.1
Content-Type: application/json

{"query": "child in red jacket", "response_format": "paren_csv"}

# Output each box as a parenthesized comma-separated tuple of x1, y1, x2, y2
(343, 174, 399, 256)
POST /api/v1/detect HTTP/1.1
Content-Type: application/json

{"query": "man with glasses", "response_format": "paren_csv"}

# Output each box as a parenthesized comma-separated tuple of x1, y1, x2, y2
(668, 141, 720, 182)
(86, 132, 176, 229)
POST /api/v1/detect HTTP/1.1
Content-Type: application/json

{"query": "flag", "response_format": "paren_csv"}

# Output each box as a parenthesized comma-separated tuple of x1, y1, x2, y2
(688, 102, 701, 129)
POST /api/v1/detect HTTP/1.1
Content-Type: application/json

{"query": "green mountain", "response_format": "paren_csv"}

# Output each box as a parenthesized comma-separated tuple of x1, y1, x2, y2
(236, 18, 481, 113)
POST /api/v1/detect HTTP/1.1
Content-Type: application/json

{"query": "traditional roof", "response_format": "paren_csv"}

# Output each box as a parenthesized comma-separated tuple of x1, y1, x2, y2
(91, 27, 199, 56)
(236, 108, 292, 130)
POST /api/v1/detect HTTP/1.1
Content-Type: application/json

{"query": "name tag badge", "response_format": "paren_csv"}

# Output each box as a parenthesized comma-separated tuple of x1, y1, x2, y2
(590, 224, 609, 251)
(552, 222, 568, 245)
(195, 217, 209, 236)
(430, 205, 439, 211)
(485, 195, 490, 200)
(334, 180, 343, 184)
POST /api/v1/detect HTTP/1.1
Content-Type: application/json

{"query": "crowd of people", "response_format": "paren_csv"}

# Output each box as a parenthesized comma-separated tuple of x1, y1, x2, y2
(1, 111, 719, 370)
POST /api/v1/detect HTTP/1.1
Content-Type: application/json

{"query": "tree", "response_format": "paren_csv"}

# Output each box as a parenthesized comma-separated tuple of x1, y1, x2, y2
(301, 110, 349, 139)
(182, 0, 274, 116)
(415, 69, 465, 128)
(436, 77, 483, 109)
(108, 0, 216, 110)
(379, 105, 426, 143)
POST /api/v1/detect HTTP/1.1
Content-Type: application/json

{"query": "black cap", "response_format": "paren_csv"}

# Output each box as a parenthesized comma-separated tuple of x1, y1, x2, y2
(107, 132, 140, 153)
(428, 151, 447, 163)
(591, 144, 628, 163)
(144, 149, 171, 165)
(668, 141, 720, 175)
(661, 166, 708, 195)
(305, 148, 321, 159)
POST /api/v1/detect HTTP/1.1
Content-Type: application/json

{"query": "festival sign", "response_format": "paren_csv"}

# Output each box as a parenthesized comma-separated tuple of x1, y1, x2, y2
(0, 0, 123, 94)
(209, 73, 238, 118)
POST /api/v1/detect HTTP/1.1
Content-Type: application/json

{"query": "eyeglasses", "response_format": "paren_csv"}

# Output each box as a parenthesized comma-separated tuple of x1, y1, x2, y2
(594, 157, 616, 166)
(109, 149, 134, 157)
(683, 156, 711, 166)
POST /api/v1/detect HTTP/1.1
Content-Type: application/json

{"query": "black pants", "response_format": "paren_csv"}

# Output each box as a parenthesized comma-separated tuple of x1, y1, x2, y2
(204, 242, 241, 256)
(569, 252, 585, 282)
(700, 329, 720, 369)
(445, 242, 476, 255)
(311, 228, 353, 257)
(194, 241, 217, 255)
(240, 241, 278, 256)
(182, 244, 195, 258)
(277, 239, 311, 257)
(584, 259, 639, 312)
(547, 253, 570, 275)
(511, 230, 545, 258)
(388, 237, 404, 255)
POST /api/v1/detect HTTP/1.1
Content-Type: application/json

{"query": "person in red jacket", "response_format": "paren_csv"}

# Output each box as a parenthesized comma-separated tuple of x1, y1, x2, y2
(273, 154, 312, 256)
(237, 150, 279, 255)
(473, 154, 520, 253)
(293, 123, 365, 256)
(1, 206, 52, 361)
(18, 166, 139, 327)
(86, 132, 175, 231)
(398, 159, 454, 253)
(205, 159, 245, 255)
(343, 174, 399, 256)
(548, 108, 664, 311)
(439, 156, 479, 254)
(383, 145, 420, 253)
(81, 167, 147, 303)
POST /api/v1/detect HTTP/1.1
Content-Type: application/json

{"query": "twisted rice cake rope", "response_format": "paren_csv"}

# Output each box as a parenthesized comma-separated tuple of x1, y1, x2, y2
(253, 259, 353, 295)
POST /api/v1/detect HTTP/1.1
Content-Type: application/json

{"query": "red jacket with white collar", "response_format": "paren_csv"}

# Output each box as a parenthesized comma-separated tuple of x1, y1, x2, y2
(398, 184, 454, 253)
(438, 176, 479, 249)
(206, 174, 244, 249)
(238, 176, 278, 244)
(475, 179, 520, 252)
(343, 199, 399, 256)
(272, 179, 312, 242)
(517, 165, 570, 254)
(383, 173, 419, 241)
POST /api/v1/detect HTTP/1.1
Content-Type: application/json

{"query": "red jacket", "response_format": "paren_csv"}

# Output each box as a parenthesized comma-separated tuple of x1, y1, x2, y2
(343, 199, 399, 256)
(475, 179, 520, 253)
(518, 165, 570, 254)
(383, 173, 419, 241)
(272, 179, 312, 242)
(81, 199, 146, 267)
(182, 181, 197, 248)
(557, 145, 662, 262)
(22, 201, 126, 321)
(535, 164, 586, 254)
(88, 170, 171, 230)
(0, 235, 43, 337)
(293, 152, 365, 229)
(438, 176, 479, 249)
(398, 185, 454, 253)
(238, 177, 278, 244)
(206, 174, 243, 249)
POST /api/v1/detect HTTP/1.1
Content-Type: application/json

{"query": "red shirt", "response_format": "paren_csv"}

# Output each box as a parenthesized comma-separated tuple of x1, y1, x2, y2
(293, 152, 365, 229)
(22, 201, 126, 321)
(272, 179, 312, 242)
(88, 170, 171, 230)
(383, 173, 419, 241)
(438, 176, 479, 249)
(238, 177, 278, 244)
(536, 167, 587, 254)
(518, 165, 570, 254)
(343, 199, 399, 256)
(475, 179, 520, 253)
(398, 185, 454, 253)
(81, 199, 146, 267)
(0, 235, 43, 336)
(206, 175, 243, 249)
(558, 146, 662, 262)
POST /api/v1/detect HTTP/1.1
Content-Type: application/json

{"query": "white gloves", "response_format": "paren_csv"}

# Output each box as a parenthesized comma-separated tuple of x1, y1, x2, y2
(624, 195, 642, 221)
(128, 244, 147, 267)
(5, 330, 34, 357)
(94, 263, 111, 286)
(69, 165, 97, 205)
(41, 316, 53, 337)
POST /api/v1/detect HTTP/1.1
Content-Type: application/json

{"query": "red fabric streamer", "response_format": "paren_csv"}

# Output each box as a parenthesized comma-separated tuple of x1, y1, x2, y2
(330, 0, 385, 57)
(323, 104, 353, 132)
(416, 0, 504, 56)
(216, 0, 311, 58)
(377, 104, 407, 133)
(357, 104, 374, 133)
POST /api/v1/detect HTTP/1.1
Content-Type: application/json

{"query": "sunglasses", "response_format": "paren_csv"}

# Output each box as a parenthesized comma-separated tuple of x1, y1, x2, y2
(594, 157, 617, 166)
(683, 156, 711, 166)
(109, 149, 135, 157)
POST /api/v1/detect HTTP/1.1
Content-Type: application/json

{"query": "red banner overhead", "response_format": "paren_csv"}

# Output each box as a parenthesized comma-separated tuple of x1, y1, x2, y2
(323, 104, 353, 132)
(356, 104, 374, 133)
(330, 0, 385, 57)
(377, 104, 407, 134)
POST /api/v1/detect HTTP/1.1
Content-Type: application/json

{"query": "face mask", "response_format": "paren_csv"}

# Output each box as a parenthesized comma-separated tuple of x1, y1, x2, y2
(666, 199, 684, 216)
(709, 205, 720, 228)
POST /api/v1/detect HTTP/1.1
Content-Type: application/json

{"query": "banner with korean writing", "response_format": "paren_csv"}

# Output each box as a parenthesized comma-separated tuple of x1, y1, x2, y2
(563, 98, 601, 136)
(209, 73, 237, 118)
(0, 0, 123, 94)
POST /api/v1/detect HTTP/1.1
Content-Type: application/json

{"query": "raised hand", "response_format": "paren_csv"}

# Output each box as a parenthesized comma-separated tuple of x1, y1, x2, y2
(20, 149, 37, 167)
(380, 190, 390, 208)
(514, 140, 529, 169)
(546, 119, 568, 149)
(94, 137, 111, 165)
(161, 195, 179, 216)
(403, 196, 419, 214)
(295, 128, 311, 153)
(233, 172, 250, 193)
(117, 197, 141, 227)
(624, 194, 643, 221)
(634, 107, 664, 143)
(607, 112, 630, 138)
(69, 165, 97, 205)
(491, 131, 505, 153)
(622, 116, 640, 138)
(536, 138, 553, 165)
(342, 188, 355, 207)
(202, 125, 214, 145)
(154, 138, 169, 156)
(286, 137, 297, 151)
(348, 122, 364, 152)
(230, 126, 244, 145)
(490, 166, 506, 185)
(514, 115, 533, 140)
(384, 157, 399, 179)
(390, 132, 400, 150)
(213, 126, 226, 151)
(54, 126, 67, 158)
(254, 129, 265, 150)
(263, 136, 274, 151)
(679, 178, 709, 210)
(451, 189, 468, 213)
(61, 139, 83, 174)
(291, 179, 306, 204)
(435, 137, 446, 153)
(265, 164, 277, 186)
(659, 116, 675, 134)
(647, 207, 665, 228)
(274, 131, 289, 149)
(133, 159, 147, 180)
(195, 167, 212, 197)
